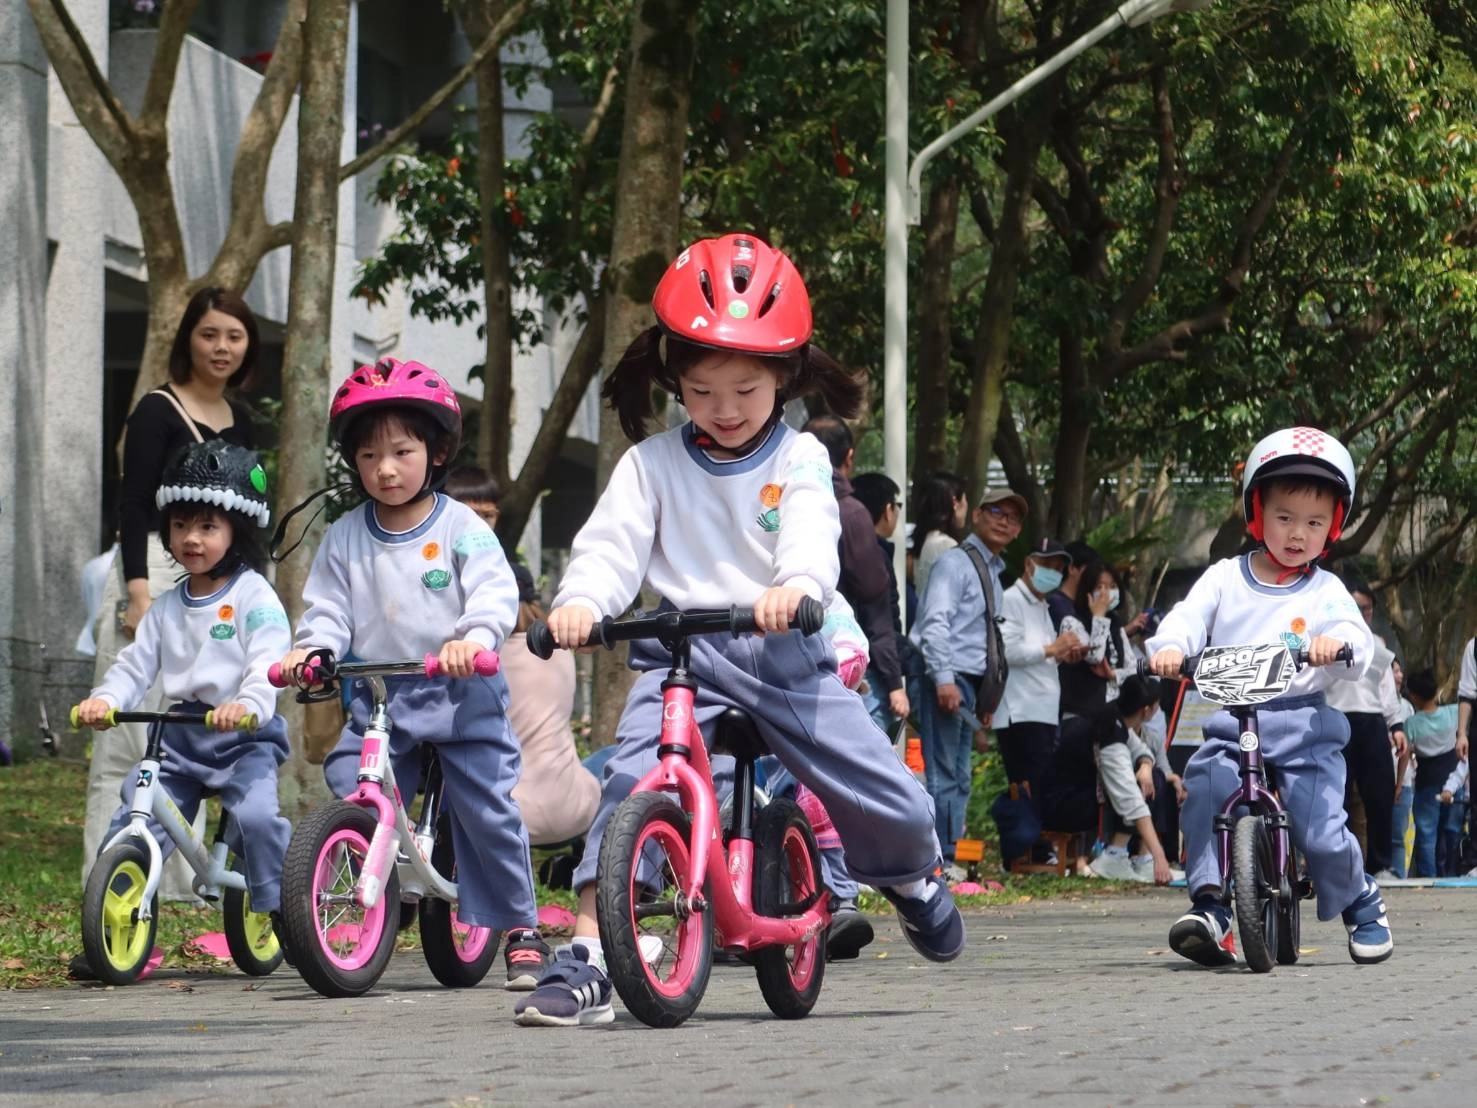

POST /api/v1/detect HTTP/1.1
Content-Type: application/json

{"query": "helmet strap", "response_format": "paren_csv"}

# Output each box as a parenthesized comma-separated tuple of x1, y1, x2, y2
(689, 402, 785, 458)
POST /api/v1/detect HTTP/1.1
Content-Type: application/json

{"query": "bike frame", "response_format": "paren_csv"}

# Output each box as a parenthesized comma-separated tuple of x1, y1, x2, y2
(625, 635, 829, 954)
(1212, 703, 1293, 897)
(100, 714, 247, 921)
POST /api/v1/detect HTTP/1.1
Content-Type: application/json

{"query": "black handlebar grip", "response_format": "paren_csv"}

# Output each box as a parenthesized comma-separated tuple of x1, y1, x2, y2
(1337, 643, 1354, 667)
(526, 620, 557, 660)
(794, 596, 825, 636)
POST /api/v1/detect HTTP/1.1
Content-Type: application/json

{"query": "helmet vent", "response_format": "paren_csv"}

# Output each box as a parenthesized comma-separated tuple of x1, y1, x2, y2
(732, 265, 752, 293)
(758, 282, 782, 317)
(698, 270, 716, 310)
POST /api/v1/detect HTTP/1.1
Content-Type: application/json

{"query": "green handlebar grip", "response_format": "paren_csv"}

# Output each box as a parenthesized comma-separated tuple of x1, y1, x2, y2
(69, 706, 80, 729)
(203, 711, 258, 732)
(104, 708, 118, 728)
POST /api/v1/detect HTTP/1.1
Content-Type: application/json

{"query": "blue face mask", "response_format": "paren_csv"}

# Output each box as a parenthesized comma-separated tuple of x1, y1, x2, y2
(1030, 565, 1064, 594)
(1108, 588, 1121, 610)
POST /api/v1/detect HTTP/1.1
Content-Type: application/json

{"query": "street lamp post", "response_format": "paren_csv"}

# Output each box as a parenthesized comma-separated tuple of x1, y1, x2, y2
(881, 0, 1213, 589)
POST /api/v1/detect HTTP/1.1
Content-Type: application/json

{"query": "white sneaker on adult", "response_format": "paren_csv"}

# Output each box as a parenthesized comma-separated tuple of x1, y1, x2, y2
(1089, 851, 1140, 882)
(1372, 869, 1401, 882)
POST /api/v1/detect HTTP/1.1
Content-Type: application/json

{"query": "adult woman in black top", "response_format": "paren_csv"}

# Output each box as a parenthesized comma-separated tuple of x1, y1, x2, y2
(1058, 559, 1143, 720)
(82, 288, 261, 905)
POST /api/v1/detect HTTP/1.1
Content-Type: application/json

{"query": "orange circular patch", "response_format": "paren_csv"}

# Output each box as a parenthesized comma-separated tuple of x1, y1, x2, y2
(1290, 617, 1306, 635)
(759, 483, 783, 509)
(422, 542, 440, 561)
(217, 605, 234, 621)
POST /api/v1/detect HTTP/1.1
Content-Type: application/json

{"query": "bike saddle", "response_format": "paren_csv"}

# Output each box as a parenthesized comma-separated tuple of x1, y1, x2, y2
(711, 707, 770, 761)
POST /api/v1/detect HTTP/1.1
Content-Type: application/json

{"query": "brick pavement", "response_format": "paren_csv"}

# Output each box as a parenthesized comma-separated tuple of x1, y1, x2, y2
(2, 888, 1474, 1106)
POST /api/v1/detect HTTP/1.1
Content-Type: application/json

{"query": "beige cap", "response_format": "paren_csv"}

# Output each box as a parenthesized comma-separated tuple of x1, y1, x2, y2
(978, 488, 1028, 517)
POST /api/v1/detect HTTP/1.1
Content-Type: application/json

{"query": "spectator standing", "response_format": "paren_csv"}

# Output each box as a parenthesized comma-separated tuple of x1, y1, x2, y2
(909, 488, 1023, 861)
(850, 472, 917, 731)
(910, 471, 967, 601)
(444, 465, 502, 531)
(1058, 559, 1140, 719)
(1047, 539, 1100, 631)
(1325, 582, 1409, 879)
(1403, 668, 1459, 878)
(995, 537, 1086, 805)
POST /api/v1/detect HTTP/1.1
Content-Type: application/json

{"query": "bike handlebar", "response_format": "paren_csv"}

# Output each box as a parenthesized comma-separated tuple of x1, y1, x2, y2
(525, 597, 828, 661)
(268, 649, 500, 690)
(1138, 643, 1354, 681)
(69, 707, 258, 732)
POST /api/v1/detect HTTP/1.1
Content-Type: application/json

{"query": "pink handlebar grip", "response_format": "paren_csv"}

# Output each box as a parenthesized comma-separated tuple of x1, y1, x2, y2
(268, 663, 288, 688)
(422, 650, 500, 679)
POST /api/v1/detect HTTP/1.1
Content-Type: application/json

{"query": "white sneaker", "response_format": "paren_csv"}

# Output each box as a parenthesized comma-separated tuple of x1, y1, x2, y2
(1128, 855, 1157, 883)
(1089, 851, 1140, 882)
(1372, 869, 1401, 882)
(944, 862, 968, 884)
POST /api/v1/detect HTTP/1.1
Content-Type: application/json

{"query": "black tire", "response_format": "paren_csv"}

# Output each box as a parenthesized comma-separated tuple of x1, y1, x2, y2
(279, 803, 400, 997)
(81, 840, 159, 986)
(420, 813, 499, 988)
(1276, 847, 1301, 966)
(596, 792, 713, 1028)
(223, 856, 284, 976)
(1232, 814, 1277, 973)
(751, 799, 826, 1019)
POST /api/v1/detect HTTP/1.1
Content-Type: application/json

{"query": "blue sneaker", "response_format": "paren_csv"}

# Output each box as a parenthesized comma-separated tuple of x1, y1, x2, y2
(513, 945, 615, 1027)
(1169, 901, 1236, 967)
(879, 873, 966, 962)
(1343, 878, 1393, 965)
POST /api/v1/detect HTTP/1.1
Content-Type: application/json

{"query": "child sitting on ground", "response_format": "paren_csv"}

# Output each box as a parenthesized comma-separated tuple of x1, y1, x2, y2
(74, 442, 291, 977)
(1148, 426, 1390, 966)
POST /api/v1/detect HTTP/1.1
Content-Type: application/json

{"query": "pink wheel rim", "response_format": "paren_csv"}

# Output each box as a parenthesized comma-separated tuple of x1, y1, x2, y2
(778, 824, 822, 988)
(449, 907, 492, 962)
(312, 826, 387, 972)
(631, 817, 702, 998)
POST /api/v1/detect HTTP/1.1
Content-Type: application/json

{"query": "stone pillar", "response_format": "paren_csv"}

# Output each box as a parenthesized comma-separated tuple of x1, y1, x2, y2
(0, 3, 52, 757)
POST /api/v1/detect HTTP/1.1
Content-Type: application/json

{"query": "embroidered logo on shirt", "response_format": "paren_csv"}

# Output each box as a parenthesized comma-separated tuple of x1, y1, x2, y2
(1281, 618, 1308, 654)
(756, 507, 780, 533)
(454, 531, 499, 555)
(245, 606, 289, 632)
(759, 483, 783, 509)
(422, 542, 441, 560)
(218, 604, 234, 621)
(210, 623, 236, 640)
(422, 569, 452, 590)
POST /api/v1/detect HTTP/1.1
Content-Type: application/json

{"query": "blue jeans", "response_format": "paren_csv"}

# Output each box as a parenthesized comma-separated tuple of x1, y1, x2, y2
(916, 676, 977, 862)
(1411, 784, 1444, 877)
(860, 665, 897, 735)
(1390, 785, 1413, 878)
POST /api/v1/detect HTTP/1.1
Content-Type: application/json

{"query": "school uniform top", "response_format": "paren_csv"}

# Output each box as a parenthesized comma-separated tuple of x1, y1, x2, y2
(994, 576, 1062, 728)
(1458, 638, 1477, 709)
(908, 533, 1002, 691)
(1145, 555, 1373, 697)
(1324, 636, 1408, 733)
(554, 422, 841, 618)
(295, 494, 518, 660)
(91, 566, 289, 725)
(1406, 704, 1459, 759)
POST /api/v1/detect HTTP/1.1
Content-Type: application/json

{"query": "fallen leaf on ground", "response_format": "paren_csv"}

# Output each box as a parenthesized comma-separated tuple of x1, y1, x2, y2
(164, 980, 194, 992)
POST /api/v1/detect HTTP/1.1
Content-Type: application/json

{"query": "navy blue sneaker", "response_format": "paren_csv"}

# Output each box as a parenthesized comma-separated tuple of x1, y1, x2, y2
(513, 945, 614, 1027)
(878, 874, 965, 962)
(1169, 901, 1236, 967)
(1343, 878, 1393, 964)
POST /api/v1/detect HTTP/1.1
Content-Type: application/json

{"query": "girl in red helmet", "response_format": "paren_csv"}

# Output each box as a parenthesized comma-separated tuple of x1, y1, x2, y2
(514, 235, 962, 1029)
(277, 358, 552, 989)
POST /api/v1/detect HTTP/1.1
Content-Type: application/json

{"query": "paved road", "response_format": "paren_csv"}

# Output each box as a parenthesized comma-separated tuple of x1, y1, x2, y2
(3, 888, 1474, 1106)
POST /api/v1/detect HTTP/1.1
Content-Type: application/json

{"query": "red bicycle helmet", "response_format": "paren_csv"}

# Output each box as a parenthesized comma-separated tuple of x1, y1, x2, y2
(651, 234, 812, 354)
(329, 358, 462, 457)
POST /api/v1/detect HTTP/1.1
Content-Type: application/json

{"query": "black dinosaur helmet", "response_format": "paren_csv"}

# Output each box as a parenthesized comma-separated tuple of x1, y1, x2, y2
(156, 442, 271, 528)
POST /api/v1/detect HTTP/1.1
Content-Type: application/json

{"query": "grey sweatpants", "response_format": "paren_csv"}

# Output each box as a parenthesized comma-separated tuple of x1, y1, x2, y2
(573, 628, 941, 890)
(1183, 694, 1365, 921)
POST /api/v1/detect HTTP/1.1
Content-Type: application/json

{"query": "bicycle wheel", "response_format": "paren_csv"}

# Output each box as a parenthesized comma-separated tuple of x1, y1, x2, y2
(223, 856, 284, 976)
(1276, 846, 1302, 966)
(1232, 814, 1277, 973)
(751, 799, 826, 1019)
(280, 803, 400, 997)
(420, 812, 499, 988)
(596, 791, 713, 1028)
(81, 840, 159, 986)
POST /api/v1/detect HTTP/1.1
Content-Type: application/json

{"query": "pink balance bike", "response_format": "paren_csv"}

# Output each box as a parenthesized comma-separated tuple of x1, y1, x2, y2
(270, 650, 500, 997)
(526, 600, 832, 1028)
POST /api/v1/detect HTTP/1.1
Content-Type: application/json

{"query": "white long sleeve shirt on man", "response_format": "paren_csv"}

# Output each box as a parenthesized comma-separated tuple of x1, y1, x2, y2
(995, 577, 1062, 729)
(1324, 636, 1408, 731)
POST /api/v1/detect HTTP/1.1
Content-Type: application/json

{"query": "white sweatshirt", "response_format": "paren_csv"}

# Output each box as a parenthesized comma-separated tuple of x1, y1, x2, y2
(295, 494, 518, 660)
(1145, 555, 1373, 696)
(555, 423, 841, 618)
(93, 567, 289, 725)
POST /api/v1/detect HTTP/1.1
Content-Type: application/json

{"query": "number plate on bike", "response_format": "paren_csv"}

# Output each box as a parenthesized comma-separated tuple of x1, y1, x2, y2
(1192, 644, 1295, 705)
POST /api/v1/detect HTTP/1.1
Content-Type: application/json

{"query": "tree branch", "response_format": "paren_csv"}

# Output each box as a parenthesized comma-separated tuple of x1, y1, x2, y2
(1336, 404, 1458, 556)
(28, 0, 135, 164)
(337, 0, 531, 182)
(1368, 510, 1476, 592)
(139, 0, 199, 124)
(580, 61, 621, 150)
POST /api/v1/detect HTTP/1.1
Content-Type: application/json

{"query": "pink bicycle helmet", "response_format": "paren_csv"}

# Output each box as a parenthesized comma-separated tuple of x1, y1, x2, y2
(329, 357, 462, 457)
(651, 234, 812, 355)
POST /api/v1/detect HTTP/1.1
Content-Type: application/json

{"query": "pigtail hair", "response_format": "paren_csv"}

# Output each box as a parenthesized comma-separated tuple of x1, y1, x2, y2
(601, 326, 678, 443)
(789, 343, 865, 419)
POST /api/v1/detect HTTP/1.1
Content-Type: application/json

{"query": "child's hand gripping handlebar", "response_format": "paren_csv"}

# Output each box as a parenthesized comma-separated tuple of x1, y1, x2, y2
(1139, 643, 1354, 681)
(268, 650, 501, 689)
(524, 597, 828, 661)
(69, 707, 258, 732)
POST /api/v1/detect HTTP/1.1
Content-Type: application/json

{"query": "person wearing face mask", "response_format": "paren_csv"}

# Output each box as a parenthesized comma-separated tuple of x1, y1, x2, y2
(994, 538, 1087, 810)
(1058, 559, 1145, 720)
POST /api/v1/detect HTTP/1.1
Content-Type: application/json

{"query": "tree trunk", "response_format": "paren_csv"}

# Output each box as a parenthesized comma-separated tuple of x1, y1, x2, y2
(275, 0, 349, 814)
(954, 106, 1051, 502)
(913, 175, 962, 476)
(1049, 328, 1091, 538)
(588, 0, 698, 747)
(459, 0, 516, 488)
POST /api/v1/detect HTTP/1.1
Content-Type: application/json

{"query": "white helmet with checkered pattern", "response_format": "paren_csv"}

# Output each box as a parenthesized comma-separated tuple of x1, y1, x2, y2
(1242, 426, 1356, 545)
